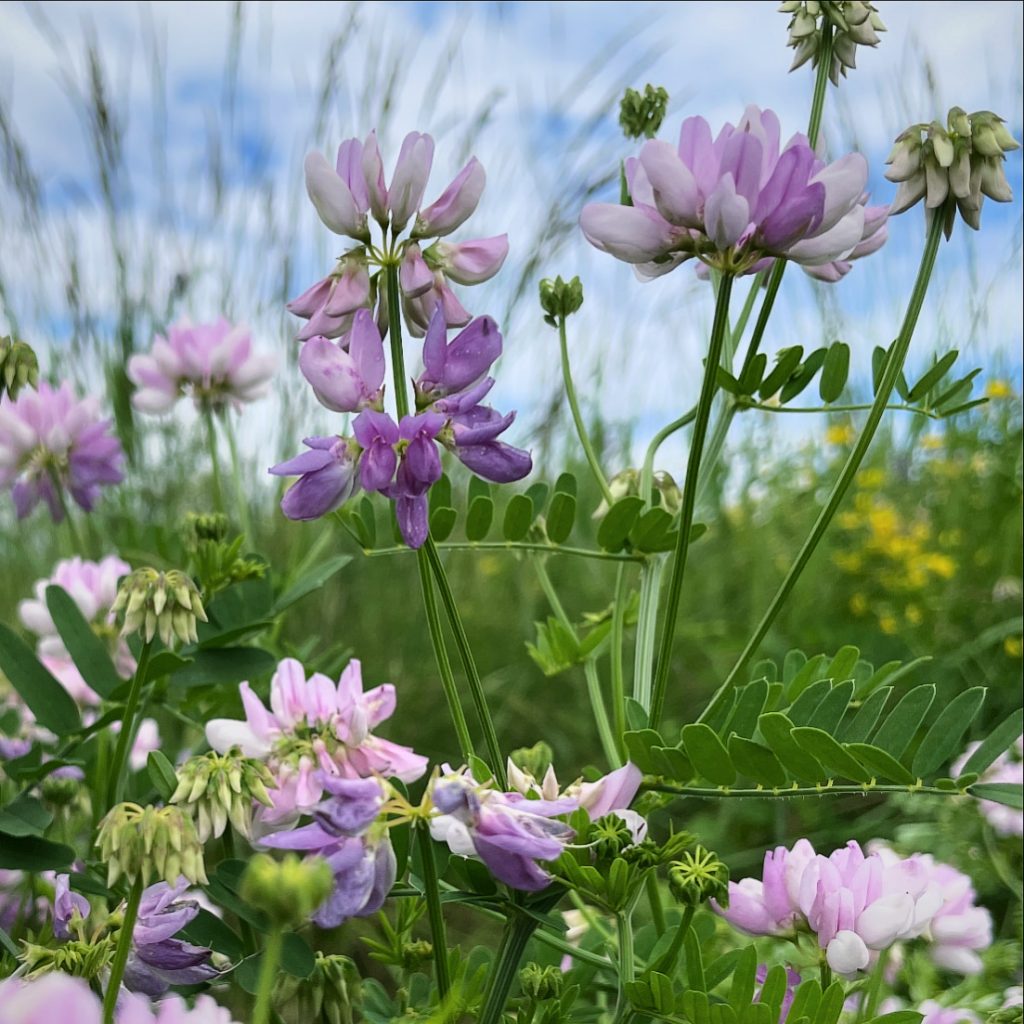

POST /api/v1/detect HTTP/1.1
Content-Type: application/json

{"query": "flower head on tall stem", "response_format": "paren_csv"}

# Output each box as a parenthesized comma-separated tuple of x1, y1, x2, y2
(0, 381, 124, 521)
(780, 1, 885, 84)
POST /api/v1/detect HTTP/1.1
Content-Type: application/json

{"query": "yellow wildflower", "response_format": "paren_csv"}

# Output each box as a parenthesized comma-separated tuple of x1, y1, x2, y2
(985, 379, 1013, 399)
(1004, 636, 1023, 658)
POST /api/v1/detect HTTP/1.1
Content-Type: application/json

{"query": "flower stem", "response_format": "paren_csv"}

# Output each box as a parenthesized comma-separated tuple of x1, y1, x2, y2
(102, 876, 143, 1024)
(632, 555, 666, 711)
(649, 274, 734, 728)
(365, 540, 642, 564)
(223, 412, 254, 544)
(416, 548, 475, 765)
(424, 539, 505, 786)
(807, 21, 834, 147)
(385, 263, 410, 420)
(416, 822, 451, 1000)
(645, 872, 666, 936)
(202, 407, 225, 514)
(104, 641, 152, 813)
(559, 315, 614, 506)
(478, 910, 539, 1024)
(859, 946, 889, 1023)
(649, 905, 694, 976)
(610, 564, 628, 755)
(640, 411, 696, 504)
(612, 904, 637, 1024)
(699, 210, 945, 726)
(50, 472, 86, 554)
(252, 927, 283, 1024)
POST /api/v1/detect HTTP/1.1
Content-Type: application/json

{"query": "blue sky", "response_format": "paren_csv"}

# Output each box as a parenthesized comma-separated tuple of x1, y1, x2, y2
(0, 0, 1020, 467)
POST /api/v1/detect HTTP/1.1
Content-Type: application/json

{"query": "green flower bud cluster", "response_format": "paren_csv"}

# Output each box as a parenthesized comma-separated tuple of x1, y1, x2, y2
(667, 845, 730, 908)
(40, 772, 85, 809)
(887, 107, 1020, 236)
(170, 748, 276, 842)
(539, 275, 584, 327)
(988, 1007, 1023, 1024)
(592, 468, 682, 519)
(111, 567, 208, 646)
(519, 963, 565, 1002)
(21, 937, 115, 981)
(400, 939, 434, 970)
(275, 953, 361, 1024)
(183, 512, 267, 595)
(96, 802, 208, 887)
(618, 84, 670, 140)
(780, 1, 885, 84)
(184, 511, 231, 546)
(240, 853, 333, 929)
(0, 335, 39, 401)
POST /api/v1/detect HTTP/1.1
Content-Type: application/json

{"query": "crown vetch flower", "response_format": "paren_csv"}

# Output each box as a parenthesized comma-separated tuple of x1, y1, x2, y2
(781, 1, 885, 84)
(299, 309, 386, 414)
(581, 105, 883, 280)
(53, 873, 90, 939)
(293, 131, 505, 339)
(270, 435, 361, 522)
(206, 658, 427, 829)
(128, 318, 275, 414)
(429, 766, 578, 891)
(952, 737, 1023, 837)
(0, 380, 124, 520)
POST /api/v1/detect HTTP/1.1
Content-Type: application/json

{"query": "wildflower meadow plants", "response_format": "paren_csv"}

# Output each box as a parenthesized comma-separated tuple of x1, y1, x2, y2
(0, 6, 1021, 1024)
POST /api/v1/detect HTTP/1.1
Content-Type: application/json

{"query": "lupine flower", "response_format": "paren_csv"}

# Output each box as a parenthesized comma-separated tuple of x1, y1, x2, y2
(292, 131, 506, 339)
(206, 658, 427, 829)
(780, 1, 885, 84)
(124, 878, 219, 996)
(53, 872, 90, 939)
(953, 737, 1023, 837)
(260, 776, 396, 927)
(887, 108, 1019, 234)
(0, 380, 124, 520)
(581, 105, 883, 280)
(128, 318, 275, 414)
(714, 839, 944, 975)
(429, 766, 577, 891)
(0, 972, 242, 1023)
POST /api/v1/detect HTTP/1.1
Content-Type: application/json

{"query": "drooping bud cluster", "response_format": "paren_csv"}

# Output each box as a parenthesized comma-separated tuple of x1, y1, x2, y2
(668, 845, 730, 907)
(95, 803, 208, 887)
(274, 953, 361, 1024)
(887, 107, 1020, 235)
(780, 1, 885, 84)
(19, 936, 116, 981)
(539, 275, 584, 327)
(618, 84, 670, 141)
(240, 853, 334, 929)
(170, 748, 276, 841)
(183, 512, 267, 595)
(112, 567, 208, 646)
(0, 335, 39, 401)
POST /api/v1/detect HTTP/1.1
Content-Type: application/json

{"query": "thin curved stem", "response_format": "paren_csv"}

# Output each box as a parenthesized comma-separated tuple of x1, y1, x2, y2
(102, 877, 143, 1024)
(364, 540, 643, 564)
(610, 564, 628, 755)
(640, 408, 696, 504)
(559, 316, 614, 506)
(416, 823, 451, 1000)
(649, 275, 734, 728)
(747, 400, 940, 418)
(700, 211, 946, 726)
(104, 641, 152, 813)
(645, 780, 964, 800)
(223, 412, 254, 543)
(251, 927, 283, 1024)
(417, 548, 474, 764)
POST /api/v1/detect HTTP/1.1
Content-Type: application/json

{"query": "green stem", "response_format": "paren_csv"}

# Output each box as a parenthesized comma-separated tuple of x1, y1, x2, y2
(649, 275, 734, 728)
(645, 781, 962, 800)
(806, 21, 835, 147)
(416, 823, 451, 1000)
(610, 565, 628, 755)
(51, 474, 86, 554)
(478, 911, 539, 1024)
(699, 210, 946, 726)
(559, 316, 614, 506)
(382, 260, 502, 785)
(105, 641, 152, 813)
(632, 555, 666, 711)
(650, 905, 694, 976)
(203, 407, 225, 514)
(102, 877, 143, 1024)
(252, 927, 283, 1024)
(423, 538, 505, 787)
(640, 410, 696, 504)
(365, 540, 642, 563)
(585, 659, 623, 769)
(223, 412, 254, 543)
(819, 960, 833, 990)
(612, 904, 637, 1024)
(416, 549, 474, 764)
(645, 872, 666, 936)
(859, 946, 889, 1023)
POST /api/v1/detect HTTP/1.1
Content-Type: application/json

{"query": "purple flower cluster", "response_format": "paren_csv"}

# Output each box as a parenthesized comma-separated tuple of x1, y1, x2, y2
(581, 105, 886, 281)
(260, 776, 395, 928)
(0, 381, 124, 521)
(290, 130, 507, 339)
(271, 306, 530, 547)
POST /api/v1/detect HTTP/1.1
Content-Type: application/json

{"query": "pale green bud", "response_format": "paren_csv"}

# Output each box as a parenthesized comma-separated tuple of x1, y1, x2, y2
(0, 336, 40, 401)
(618, 84, 670, 141)
(782, 1, 885, 84)
(539, 275, 584, 327)
(96, 802, 208, 887)
(667, 845, 730, 907)
(111, 567, 208, 647)
(519, 963, 565, 1001)
(240, 853, 333, 929)
(22, 937, 116, 981)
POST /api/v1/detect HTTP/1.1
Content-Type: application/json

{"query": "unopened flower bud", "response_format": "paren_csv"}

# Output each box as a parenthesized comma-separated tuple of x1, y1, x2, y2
(592, 814, 635, 859)
(184, 511, 230, 547)
(592, 468, 638, 519)
(782, 1, 885, 84)
(519, 962, 565, 1001)
(653, 471, 682, 516)
(275, 954, 359, 1024)
(401, 939, 434, 970)
(171, 748, 276, 842)
(240, 853, 333, 929)
(509, 741, 554, 781)
(618, 84, 670, 140)
(111, 567, 208, 646)
(668, 845, 730, 907)
(0, 336, 40, 401)
(539, 275, 584, 327)
(21, 937, 116, 981)
(41, 769, 85, 808)
(887, 107, 1019, 236)
(96, 802, 208, 887)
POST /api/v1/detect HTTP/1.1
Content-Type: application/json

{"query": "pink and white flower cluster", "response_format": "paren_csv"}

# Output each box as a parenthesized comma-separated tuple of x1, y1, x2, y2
(714, 838, 992, 977)
(128, 318, 275, 414)
(206, 657, 427, 829)
(954, 737, 1023, 837)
